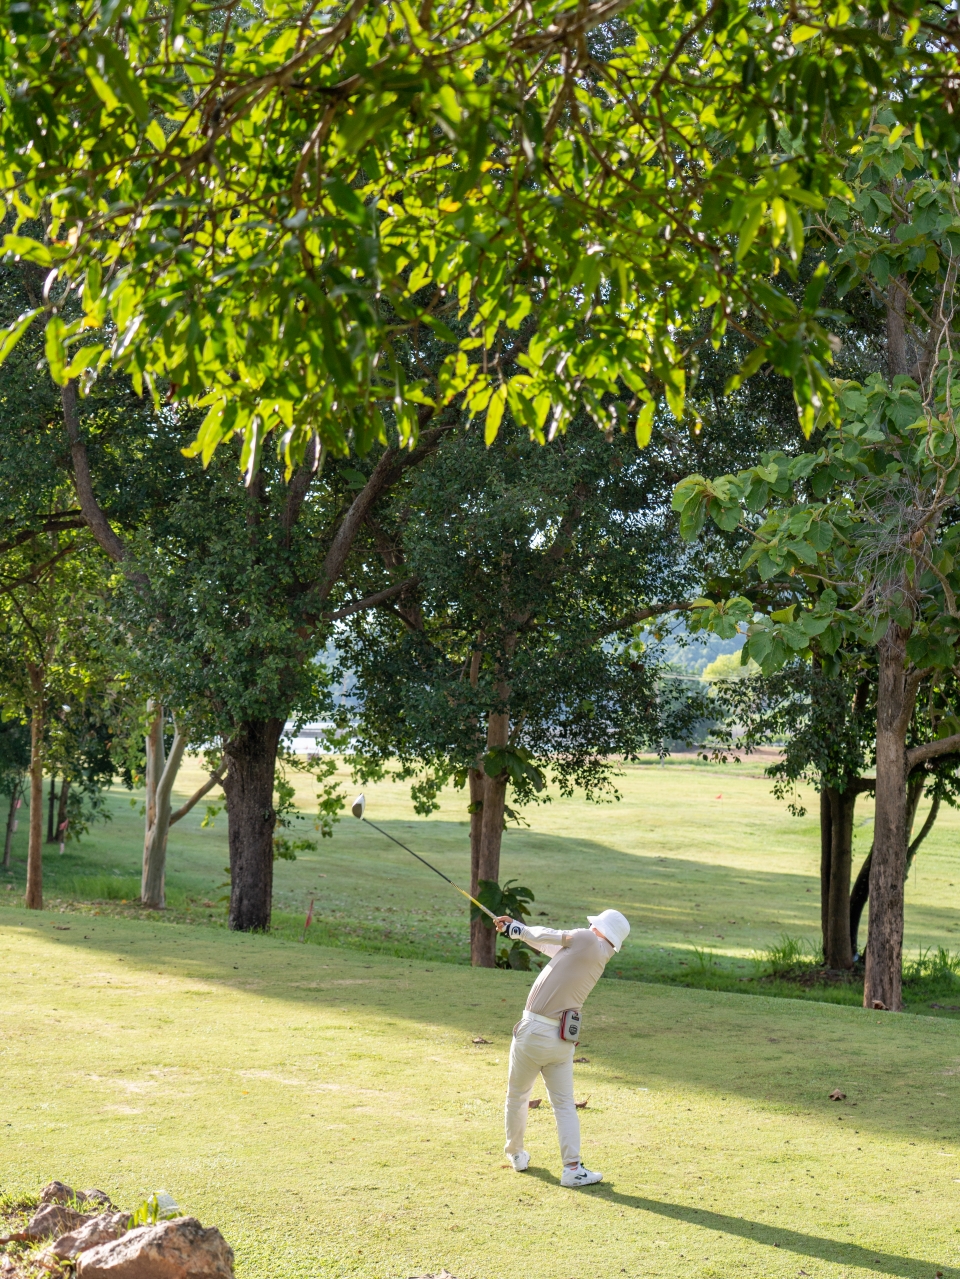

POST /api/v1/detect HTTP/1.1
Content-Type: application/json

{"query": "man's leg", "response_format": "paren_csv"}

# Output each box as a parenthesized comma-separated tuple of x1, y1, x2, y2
(540, 1049, 580, 1168)
(504, 1027, 542, 1157)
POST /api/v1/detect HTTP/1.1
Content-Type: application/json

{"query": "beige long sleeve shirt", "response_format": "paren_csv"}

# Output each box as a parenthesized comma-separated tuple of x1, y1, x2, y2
(519, 925, 614, 1019)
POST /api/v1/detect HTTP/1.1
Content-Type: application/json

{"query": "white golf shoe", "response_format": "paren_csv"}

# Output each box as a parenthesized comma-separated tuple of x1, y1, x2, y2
(506, 1150, 530, 1171)
(560, 1162, 603, 1188)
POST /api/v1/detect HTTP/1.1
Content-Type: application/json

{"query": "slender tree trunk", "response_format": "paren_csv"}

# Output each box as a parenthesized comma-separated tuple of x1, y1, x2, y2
(56, 777, 69, 849)
(222, 718, 284, 932)
(819, 789, 831, 949)
(823, 787, 856, 970)
(473, 692, 510, 968)
(468, 765, 487, 966)
(864, 628, 917, 1011)
(906, 791, 939, 873)
(850, 844, 872, 960)
(46, 774, 57, 843)
(25, 704, 44, 910)
(3, 779, 22, 869)
(141, 704, 189, 909)
(850, 779, 938, 961)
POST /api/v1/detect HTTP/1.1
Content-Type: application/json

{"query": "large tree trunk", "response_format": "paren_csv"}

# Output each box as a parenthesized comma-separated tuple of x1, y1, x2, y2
(468, 765, 487, 965)
(25, 703, 44, 910)
(222, 718, 283, 932)
(863, 628, 918, 1011)
(821, 786, 857, 970)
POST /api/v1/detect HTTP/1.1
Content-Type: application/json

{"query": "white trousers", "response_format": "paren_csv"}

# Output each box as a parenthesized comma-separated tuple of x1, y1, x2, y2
(504, 1019, 580, 1166)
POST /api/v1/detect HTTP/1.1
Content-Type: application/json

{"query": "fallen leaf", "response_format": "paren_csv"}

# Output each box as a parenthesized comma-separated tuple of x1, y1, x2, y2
(53, 926, 70, 931)
(472, 1037, 491, 1045)
(573, 1056, 590, 1063)
(829, 1089, 846, 1101)
(575, 1096, 590, 1109)
(528, 1098, 542, 1109)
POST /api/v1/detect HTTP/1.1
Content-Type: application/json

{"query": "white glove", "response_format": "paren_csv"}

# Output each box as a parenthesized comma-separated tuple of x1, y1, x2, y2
(505, 920, 525, 940)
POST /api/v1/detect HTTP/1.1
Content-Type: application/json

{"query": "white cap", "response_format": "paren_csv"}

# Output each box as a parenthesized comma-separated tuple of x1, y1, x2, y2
(587, 910, 630, 952)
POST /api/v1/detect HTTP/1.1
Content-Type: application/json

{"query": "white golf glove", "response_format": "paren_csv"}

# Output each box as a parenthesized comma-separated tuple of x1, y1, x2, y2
(505, 920, 525, 940)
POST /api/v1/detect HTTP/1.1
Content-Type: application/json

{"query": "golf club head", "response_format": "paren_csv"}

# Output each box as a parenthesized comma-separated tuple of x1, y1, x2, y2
(351, 793, 366, 820)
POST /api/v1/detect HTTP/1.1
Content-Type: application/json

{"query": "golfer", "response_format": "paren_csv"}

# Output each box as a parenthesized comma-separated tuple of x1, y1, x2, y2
(494, 908, 630, 1187)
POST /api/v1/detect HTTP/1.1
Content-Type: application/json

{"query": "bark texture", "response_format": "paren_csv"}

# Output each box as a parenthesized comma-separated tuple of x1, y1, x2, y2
(863, 627, 918, 1010)
(222, 718, 284, 932)
(25, 702, 43, 910)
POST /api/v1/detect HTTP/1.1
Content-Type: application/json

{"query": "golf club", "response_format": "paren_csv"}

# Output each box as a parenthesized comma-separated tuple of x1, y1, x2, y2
(350, 793, 500, 923)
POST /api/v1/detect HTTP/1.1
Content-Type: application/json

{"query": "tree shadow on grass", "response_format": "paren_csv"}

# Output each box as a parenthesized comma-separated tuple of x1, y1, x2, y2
(524, 1167, 955, 1278)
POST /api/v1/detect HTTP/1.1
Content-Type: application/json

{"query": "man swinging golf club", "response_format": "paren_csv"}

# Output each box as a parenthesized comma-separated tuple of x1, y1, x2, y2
(494, 907, 630, 1187)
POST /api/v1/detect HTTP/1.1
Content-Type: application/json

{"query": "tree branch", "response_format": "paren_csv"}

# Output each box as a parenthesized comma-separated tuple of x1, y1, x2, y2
(323, 577, 418, 621)
(592, 600, 694, 641)
(169, 759, 230, 825)
(61, 380, 126, 563)
(0, 516, 86, 557)
(313, 414, 453, 606)
(281, 433, 322, 547)
(908, 792, 940, 862)
(906, 732, 960, 769)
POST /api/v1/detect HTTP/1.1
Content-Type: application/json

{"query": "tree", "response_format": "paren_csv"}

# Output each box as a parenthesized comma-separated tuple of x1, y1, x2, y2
(0, 716, 29, 869)
(0, 530, 113, 908)
(0, 0, 952, 476)
(676, 373, 960, 1009)
(341, 420, 712, 965)
(674, 116, 960, 1009)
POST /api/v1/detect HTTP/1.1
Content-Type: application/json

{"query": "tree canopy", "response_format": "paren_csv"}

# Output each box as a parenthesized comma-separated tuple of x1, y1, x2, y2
(1, 0, 956, 470)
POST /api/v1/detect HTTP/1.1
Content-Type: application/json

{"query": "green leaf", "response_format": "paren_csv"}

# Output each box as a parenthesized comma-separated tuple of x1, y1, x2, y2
(736, 201, 765, 262)
(0, 308, 41, 369)
(634, 399, 655, 448)
(485, 384, 507, 445)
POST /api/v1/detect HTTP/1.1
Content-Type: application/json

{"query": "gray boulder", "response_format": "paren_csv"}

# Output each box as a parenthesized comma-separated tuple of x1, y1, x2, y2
(76, 1217, 234, 1278)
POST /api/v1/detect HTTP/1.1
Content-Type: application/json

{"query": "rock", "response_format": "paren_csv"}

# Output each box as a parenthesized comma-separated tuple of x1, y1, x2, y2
(40, 1181, 77, 1206)
(27, 1203, 94, 1240)
(82, 1190, 114, 1208)
(76, 1217, 234, 1278)
(39, 1181, 112, 1209)
(45, 1212, 131, 1260)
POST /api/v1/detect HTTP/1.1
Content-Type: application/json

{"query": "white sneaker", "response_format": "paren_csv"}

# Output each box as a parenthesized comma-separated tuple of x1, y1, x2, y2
(561, 1163, 603, 1188)
(506, 1150, 530, 1171)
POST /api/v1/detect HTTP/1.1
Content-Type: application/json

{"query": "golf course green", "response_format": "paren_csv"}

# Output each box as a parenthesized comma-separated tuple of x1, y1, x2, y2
(1, 759, 958, 1277)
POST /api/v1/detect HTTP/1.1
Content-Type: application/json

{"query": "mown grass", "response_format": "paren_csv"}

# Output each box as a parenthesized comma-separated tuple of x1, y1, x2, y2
(6, 754, 959, 1016)
(2, 909, 960, 1279)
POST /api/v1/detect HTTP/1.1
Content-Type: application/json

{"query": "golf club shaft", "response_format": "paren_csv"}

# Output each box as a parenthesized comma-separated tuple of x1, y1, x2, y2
(360, 816, 500, 923)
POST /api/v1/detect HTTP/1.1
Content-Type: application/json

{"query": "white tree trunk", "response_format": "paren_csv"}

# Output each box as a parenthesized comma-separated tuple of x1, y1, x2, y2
(142, 703, 186, 909)
(142, 701, 229, 909)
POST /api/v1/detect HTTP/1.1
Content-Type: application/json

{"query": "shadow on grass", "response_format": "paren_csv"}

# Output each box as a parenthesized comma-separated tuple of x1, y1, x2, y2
(524, 1167, 954, 1278)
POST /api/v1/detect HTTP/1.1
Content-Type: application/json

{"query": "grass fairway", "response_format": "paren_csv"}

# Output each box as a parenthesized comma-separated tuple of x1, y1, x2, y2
(13, 755, 960, 1011)
(1, 908, 960, 1279)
